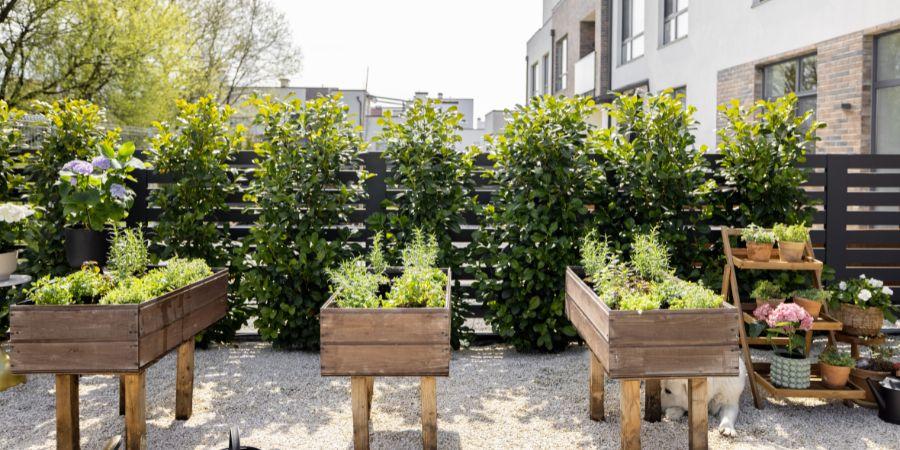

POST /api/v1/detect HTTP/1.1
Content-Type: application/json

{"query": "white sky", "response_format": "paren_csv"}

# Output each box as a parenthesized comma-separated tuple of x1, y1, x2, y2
(270, 0, 543, 120)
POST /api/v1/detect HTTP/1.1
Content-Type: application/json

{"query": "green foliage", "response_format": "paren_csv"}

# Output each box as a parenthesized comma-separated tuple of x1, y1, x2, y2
(108, 227, 150, 281)
(773, 223, 808, 243)
(30, 265, 112, 305)
(147, 96, 249, 345)
(100, 258, 212, 305)
(472, 95, 607, 352)
(618, 291, 663, 312)
(818, 346, 855, 368)
(239, 95, 368, 349)
(717, 94, 821, 227)
(594, 91, 715, 281)
(385, 267, 448, 308)
(30, 277, 74, 305)
(791, 288, 831, 302)
(630, 228, 672, 282)
(741, 224, 775, 244)
(751, 280, 783, 300)
(666, 279, 724, 310)
(830, 276, 895, 319)
(368, 98, 476, 347)
(327, 258, 384, 309)
(20, 99, 112, 276)
(0, 100, 24, 200)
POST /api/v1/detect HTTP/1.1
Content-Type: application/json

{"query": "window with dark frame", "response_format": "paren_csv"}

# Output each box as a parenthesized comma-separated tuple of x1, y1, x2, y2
(762, 54, 817, 123)
(663, 0, 689, 45)
(621, 0, 644, 64)
(874, 30, 900, 154)
(554, 36, 568, 92)
(542, 53, 550, 95)
(530, 62, 539, 97)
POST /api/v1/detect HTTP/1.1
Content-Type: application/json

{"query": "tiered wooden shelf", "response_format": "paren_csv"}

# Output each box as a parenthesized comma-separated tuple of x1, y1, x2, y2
(720, 228, 866, 409)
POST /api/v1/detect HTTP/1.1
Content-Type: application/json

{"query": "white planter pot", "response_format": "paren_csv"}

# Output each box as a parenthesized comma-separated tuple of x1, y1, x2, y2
(0, 249, 17, 281)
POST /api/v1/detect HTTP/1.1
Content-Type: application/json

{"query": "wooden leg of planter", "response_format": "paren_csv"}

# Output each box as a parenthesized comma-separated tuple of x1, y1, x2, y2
(589, 352, 605, 421)
(804, 331, 813, 357)
(123, 372, 147, 450)
(365, 376, 374, 417)
(688, 378, 708, 450)
(644, 379, 661, 422)
(620, 380, 641, 450)
(55, 374, 79, 450)
(118, 376, 125, 416)
(176, 339, 195, 420)
(421, 376, 437, 450)
(351, 376, 369, 450)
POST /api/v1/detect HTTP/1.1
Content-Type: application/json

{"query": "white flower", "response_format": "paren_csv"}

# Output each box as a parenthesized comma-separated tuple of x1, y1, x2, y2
(868, 278, 883, 288)
(859, 274, 866, 279)
(883, 287, 894, 296)
(0, 203, 35, 223)
(839, 281, 847, 291)
(858, 289, 872, 302)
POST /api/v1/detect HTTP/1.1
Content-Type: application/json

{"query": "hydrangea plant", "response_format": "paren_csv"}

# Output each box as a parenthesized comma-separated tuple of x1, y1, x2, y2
(0, 203, 35, 252)
(830, 275, 895, 320)
(750, 302, 814, 356)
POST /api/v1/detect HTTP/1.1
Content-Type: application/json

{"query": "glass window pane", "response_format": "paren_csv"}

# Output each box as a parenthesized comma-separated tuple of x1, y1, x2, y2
(633, 0, 644, 34)
(797, 96, 816, 119)
(622, 0, 631, 39)
(665, 0, 675, 16)
(876, 86, 900, 154)
(764, 60, 797, 99)
(800, 56, 817, 93)
(676, 12, 688, 39)
(664, 20, 673, 43)
(877, 31, 900, 81)
(678, 0, 689, 11)
(633, 35, 644, 59)
(622, 43, 631, 63)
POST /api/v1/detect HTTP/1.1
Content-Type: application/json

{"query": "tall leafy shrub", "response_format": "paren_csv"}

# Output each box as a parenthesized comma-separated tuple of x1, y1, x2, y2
(148, 96, 250, 344)
(717, 94, 821, 227)
(240, 95, 367, 349)
(21, 99, 116, 276)
(594, 91, 716, 280)
(368, 99, 477, 348)
(472, 96, 610, 352)
(0, 100, 24, 201)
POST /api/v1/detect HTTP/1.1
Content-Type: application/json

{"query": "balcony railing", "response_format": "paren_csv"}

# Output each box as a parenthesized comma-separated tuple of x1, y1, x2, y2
(574, 51, 595, 96)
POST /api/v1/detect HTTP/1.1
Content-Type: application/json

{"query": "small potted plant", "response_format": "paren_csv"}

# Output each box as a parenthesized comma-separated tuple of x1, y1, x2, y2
(751, 280, 785, 307)
(818, 346, 854, 389)
(791, 288, 830, 318)
(0, 203, 34, 280)
(750, 302, 814, 389)
(741, 224, 776, 262)
(773, 223, 809, 263)
(852, 346, 897, 405)
(830, 275, 895, 337)
(57, 141, 144, 267)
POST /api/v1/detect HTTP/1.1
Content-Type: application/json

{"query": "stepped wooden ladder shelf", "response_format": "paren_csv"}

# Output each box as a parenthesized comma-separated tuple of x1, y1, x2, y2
(719, 228, 866, 409)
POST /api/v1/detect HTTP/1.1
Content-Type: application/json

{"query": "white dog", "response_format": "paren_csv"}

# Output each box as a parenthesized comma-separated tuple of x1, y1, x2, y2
(660, 358, 746, 437)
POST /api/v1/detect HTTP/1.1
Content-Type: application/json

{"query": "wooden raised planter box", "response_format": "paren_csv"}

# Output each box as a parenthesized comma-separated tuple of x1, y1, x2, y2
(565, 267, 740, 450)
(9, 269, 229, 450)
(320, 268, 451, 450)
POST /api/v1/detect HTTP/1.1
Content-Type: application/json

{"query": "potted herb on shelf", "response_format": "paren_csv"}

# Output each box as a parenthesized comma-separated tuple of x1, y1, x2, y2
(773, 223, 809, 263)
(750, 302, 814, 389)
(830, 275, 895, 337)
(818, 346, 854, 389)
(57, 141, 144, 267)
(0, 203, 34, 280)
(791, 288, 830, 318)
(852, 346, 897, 406)
(741, 224, 776, 262)
(751, 280, 785, 307)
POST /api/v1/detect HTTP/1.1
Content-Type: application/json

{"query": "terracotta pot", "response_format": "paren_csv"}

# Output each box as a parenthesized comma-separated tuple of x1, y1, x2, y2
(746, 242, 774, 262)
(852, 366, 892, 406)
(834, 304, 884, 337)
(0, 249, 17, 281)
(778, 241, 806, 262)
(793, 296, 822, 318)
(756, 297, 785, 308)
(820, 362, 852, 389)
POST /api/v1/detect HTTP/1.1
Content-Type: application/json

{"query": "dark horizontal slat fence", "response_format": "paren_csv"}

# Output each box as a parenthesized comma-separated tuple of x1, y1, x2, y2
(126, 152, 900, 314)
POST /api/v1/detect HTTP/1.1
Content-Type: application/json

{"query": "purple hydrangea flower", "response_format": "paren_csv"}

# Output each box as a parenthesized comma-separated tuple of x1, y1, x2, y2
(110, 183, 128, 200)
(62, 159, 93, 176)
(69, 177, 77, 186)
(91, 156, 111, 171)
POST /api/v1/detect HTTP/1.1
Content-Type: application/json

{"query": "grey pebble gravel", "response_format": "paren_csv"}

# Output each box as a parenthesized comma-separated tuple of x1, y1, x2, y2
(1, 338, 898, 449)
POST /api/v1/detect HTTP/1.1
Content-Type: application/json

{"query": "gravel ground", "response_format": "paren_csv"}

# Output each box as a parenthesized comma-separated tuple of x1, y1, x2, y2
(1, 338, 899, 450)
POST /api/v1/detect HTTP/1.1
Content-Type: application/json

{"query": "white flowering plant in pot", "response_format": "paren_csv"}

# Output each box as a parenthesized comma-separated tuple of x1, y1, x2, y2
(0, 203, 35, 280)
(830, 275, 896, 336)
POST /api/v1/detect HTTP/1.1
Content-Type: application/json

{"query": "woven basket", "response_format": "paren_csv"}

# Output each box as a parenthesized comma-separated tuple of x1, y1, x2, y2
(835, 304, 883, 337)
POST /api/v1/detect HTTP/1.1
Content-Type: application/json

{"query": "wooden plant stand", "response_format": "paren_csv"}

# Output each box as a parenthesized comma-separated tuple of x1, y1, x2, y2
(9, 270, 229, 450)
(720, 228, 866, 409)
(566, 267, 740, 450)
(320, 268, 451, 450)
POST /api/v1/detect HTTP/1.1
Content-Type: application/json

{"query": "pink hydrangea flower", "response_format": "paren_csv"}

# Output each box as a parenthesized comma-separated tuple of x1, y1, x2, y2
(753, 302, 813, 331)
(753, 303, 773, 322)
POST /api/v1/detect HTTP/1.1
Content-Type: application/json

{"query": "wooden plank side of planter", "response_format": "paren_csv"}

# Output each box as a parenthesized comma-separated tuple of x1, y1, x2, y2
(320, 308, 450, 344)
(320, 344, 450, 377)
(608, 307, 738, 347)
(565, 293, 610, 371)
(565, 268, 610, 339)
(609, 345, 741, 379)
(181, 293, 228, 340)
(10, 341, 139, 373)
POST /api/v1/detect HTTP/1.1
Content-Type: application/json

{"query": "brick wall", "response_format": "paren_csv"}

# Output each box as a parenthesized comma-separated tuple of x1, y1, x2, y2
(715, 62, 759, 132)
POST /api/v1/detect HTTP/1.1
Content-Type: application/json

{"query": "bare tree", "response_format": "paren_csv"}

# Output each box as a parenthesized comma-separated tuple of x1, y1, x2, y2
(183, 0, 302, 105)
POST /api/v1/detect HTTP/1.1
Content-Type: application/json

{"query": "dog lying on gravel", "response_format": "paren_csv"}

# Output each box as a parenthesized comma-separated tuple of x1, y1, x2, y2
(660, 358, 746, 437)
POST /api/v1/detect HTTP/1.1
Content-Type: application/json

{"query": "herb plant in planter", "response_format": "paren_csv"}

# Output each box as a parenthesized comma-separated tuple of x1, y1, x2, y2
(751, 280, 785, 308)
(0, 203, 34, 280)
(750, 302, 814, 389)
(57, 141, 144, 267)
(740, 224, 776, 262)
(830, 275, 895, 337)
(773, 223, 809, 263)
(818, 346, 854, 389)
(791, 288, 830, 318)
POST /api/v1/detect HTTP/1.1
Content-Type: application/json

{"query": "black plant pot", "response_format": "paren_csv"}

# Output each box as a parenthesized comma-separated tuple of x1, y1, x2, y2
(64, 227, 109, 268)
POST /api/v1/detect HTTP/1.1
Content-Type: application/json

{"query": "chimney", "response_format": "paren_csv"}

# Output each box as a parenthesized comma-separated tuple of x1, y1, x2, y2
(279, 78, 290, 88)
